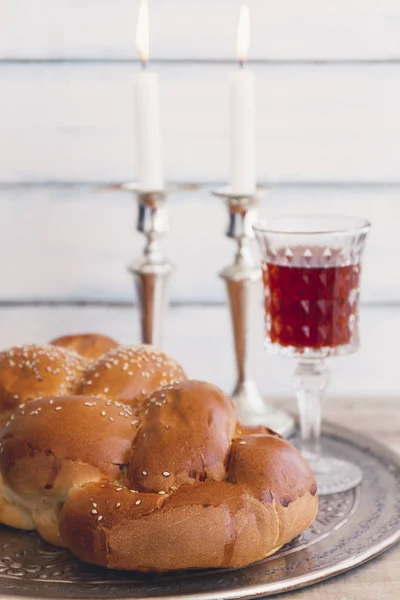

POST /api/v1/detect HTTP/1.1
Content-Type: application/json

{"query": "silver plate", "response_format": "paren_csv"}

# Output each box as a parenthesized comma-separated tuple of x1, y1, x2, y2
(0, 422, 399, 599)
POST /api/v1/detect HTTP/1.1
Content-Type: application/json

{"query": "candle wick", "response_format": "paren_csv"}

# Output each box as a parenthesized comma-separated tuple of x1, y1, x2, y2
(141, 59, 148, 70)
(239, 59, 245, 69)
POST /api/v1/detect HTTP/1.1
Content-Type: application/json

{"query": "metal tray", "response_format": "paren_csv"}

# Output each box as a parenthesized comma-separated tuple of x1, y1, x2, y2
(0, 421, 399, 599)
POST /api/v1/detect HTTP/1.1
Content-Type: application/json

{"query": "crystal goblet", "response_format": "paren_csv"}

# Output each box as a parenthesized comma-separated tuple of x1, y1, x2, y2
(254, 215, 370, 495)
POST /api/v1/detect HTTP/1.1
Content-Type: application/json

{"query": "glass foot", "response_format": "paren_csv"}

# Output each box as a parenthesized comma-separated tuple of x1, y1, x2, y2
(305, 455, 363, 495)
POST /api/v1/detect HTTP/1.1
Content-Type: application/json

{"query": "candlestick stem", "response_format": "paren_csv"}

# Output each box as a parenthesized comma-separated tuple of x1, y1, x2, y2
(213, 187, 295, 437)
(125, 186, 172, 348)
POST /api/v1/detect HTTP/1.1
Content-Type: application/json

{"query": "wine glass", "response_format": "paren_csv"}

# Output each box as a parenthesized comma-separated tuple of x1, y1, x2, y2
(253, 215, 370, 495)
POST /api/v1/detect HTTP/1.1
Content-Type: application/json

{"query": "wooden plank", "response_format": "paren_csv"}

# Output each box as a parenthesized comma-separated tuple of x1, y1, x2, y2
(0, 304, 399, 400)
(280, 545, 400, 600)
(1, 63, 400, 184)
(0, 183, 398, 303)
(2, 0, 400, 61)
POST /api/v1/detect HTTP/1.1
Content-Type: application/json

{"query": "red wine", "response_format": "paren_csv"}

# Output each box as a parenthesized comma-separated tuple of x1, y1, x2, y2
(262, 263, 360, 349)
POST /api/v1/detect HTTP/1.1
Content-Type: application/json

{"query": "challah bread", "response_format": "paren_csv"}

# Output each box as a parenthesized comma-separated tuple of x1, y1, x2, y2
(0, 342, 185, 419)
(50, 333, 118, 360)
(0, 380, 317, 572)
(0, 345, 89, 422)
(127, 380, 236, 493)
(76, 344, 186, 406)
(0, 395, 135, 545)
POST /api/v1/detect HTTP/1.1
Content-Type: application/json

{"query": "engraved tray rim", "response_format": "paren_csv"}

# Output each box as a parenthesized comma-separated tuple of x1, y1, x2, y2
(0, 420, 399, 600)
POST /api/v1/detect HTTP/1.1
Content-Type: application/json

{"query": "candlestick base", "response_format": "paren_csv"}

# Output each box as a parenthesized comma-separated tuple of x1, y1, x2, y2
(213, 186, 295, 438)
(232, 380, 295, 436)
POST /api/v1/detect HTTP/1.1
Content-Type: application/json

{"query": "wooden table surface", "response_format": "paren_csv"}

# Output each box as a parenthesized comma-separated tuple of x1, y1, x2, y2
(270, 396, 400, 600)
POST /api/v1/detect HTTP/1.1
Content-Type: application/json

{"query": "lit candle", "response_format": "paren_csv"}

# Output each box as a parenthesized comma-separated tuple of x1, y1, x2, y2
(229, 4, 256, 196)
(135, 0, 164, 192)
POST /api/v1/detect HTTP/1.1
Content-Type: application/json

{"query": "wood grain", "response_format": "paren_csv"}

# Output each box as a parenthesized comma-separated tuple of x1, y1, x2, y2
(275, 395, 400, 599)
(0, 184, 397, 303)
(273, 398, 400, 599)
(2, 0, 400, 61)
(1, 63, 399, 183)
(0, 304, 399, 399)
(1, 0, 399, 594)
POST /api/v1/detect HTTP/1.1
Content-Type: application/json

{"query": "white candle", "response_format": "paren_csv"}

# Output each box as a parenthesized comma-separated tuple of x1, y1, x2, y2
(229, 5, 256, 196)
(135, 0, 164, 192)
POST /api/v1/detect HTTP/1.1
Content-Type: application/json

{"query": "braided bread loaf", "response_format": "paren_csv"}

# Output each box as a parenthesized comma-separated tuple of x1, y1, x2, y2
(0, 341, 317, 572)
(0, 341, 185, 422)
(50, 333, 119, 359)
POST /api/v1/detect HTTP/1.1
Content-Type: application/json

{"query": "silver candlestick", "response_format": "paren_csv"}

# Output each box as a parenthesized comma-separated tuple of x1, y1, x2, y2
(213, 187, 295, 437)
(123, 183, 174, 348)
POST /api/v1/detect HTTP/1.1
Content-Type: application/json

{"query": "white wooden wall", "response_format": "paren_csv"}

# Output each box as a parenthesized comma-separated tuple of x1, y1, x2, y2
(1, 1, 399, 398)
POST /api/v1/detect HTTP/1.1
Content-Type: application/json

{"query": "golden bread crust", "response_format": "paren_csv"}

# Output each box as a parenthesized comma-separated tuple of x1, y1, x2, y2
(50, 333, 119, 360)
(0, 361, 317, 572)
(0, 345, 89, 421)
(76, 345, 186, 406)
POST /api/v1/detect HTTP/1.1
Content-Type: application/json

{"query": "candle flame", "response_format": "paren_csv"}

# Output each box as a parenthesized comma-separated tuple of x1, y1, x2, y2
(136, 0, 149, 64)
(237, 4, 250, 64)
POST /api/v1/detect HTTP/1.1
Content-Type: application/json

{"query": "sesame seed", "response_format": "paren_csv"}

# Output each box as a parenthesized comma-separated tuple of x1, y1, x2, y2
(239, 441, 246, 445)
(49, 399, 54, 405)
(135, 499, 141, 505)
(109, 417, 114, 422)
(101, 411, 106, 417)
(158, 491, 166, 495)
(91, 509, 98, 515)
(162, 471, 170, 477)
(92, 502, 97, 507)
(55, 406, 62, 411)
(97, 515, 103, 521)
(141, 470, 147, 476)
(104, 387, 109, 394)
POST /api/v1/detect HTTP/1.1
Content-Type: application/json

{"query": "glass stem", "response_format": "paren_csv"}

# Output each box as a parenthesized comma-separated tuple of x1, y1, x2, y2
(293, 359, 329, 459)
